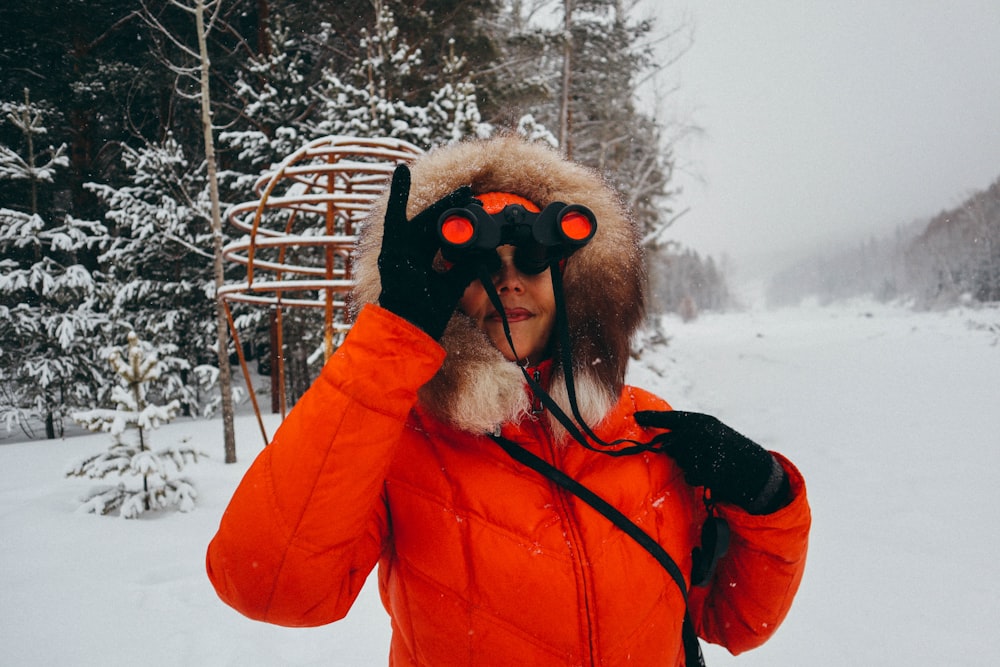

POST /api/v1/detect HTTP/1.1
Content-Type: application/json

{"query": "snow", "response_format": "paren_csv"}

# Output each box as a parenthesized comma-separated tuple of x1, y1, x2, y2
(3, 298, 1000, 665)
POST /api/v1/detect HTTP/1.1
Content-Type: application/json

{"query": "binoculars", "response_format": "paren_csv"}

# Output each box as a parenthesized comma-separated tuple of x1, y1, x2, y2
(437, 201, 597, 274)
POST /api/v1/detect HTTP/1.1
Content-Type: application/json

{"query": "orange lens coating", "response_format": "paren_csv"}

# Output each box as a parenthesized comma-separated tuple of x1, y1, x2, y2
(441, 215, 475, 245)
(559, 211, 593, 241)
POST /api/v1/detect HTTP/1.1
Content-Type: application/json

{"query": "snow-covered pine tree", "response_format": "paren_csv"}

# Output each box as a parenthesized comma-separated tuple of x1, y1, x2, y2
(67, 331, 202, 518)
(216, 5, 494, 407)
(221, 9, 491, 232)
(219, 19, 319, 198)
(86, 134, 235, 419)
(561, 0, 677, 238)
(489, 0, 701, 320)
(309, 3, 490, 148)
(425, 41, 489, 146)
(0, 89, 110, 439)
(0, 88, 68, 213)
(0, 213, 112, 438)
(491, 0, 686, 244)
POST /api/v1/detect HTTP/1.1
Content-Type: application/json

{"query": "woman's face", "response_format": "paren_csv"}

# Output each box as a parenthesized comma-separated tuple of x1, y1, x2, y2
(458, 245, 556, 365)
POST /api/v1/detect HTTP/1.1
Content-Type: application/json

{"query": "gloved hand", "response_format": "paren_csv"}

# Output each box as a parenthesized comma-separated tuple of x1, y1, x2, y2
(634, 410, 789, 514)
(377, 164, 480, 340)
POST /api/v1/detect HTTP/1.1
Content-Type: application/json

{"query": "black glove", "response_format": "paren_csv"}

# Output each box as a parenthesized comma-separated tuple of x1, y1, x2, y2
(634, 410, 789, 514)
(377, 164, 480, 339)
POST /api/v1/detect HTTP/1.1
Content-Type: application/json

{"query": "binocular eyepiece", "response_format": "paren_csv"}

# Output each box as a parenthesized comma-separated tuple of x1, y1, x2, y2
(437, 201, 597, 275)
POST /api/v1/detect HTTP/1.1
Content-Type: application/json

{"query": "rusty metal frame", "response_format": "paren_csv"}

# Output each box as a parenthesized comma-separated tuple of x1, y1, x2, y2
(220, 136, 423, 443)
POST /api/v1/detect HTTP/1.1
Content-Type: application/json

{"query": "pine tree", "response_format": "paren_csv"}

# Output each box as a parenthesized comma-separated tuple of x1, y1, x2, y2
(220, 21, 313, 183)
(134, 0, 242, 463)
(86, 135, 237, 418)
(489, 0, 681, 243)
(221, 5, 491, 200)
(67, 331, 202, 518)
(567, 1, 678, 238)
(0, 90, 110, 439)
(0, 89, 69, 215)
(218, 18, 328, 203)
(309, 2, 490, 148)
(218, 4, 494, 406)
(0, 2, 160, 219)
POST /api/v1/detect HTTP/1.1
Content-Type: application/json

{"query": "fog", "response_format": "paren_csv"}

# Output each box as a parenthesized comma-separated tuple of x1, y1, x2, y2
(653, 1, 1000, 282)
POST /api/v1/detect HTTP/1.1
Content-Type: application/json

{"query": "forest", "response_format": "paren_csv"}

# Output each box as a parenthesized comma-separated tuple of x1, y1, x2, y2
(766, 175, 1000, 309)
(0, 0, 726, 441)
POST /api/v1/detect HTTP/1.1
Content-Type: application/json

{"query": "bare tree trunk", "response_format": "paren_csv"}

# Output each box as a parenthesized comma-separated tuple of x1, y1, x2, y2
(256, 0, 271, 57)
(19, 88, 40, 216)
(559, 0, 573, 158)
(195, 0, 237, 463)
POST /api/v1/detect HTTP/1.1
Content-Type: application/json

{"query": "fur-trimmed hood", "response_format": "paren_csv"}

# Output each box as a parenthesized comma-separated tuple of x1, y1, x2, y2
(351, 135, 645, 435)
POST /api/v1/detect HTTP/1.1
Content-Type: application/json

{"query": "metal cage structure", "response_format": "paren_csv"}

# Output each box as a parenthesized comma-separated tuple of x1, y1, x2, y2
(220, 136, 423, 442)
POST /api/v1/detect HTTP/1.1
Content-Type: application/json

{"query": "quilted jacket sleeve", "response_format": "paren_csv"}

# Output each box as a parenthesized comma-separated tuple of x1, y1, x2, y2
(205, 304, 445, 626)
(688, 453, 811, 654)
(627, 387, 810, 656)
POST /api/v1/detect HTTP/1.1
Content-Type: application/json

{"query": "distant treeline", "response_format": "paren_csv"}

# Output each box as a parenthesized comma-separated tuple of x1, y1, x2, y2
(648, 246, 733, 320)
(767, 175, 1000, 308)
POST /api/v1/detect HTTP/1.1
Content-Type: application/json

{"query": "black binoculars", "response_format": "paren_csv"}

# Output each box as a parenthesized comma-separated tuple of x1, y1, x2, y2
(437, 201, 597, 274)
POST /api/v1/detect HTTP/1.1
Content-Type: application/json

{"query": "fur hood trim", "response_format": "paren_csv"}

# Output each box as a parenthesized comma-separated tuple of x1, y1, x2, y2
(351, 135, 646, 435)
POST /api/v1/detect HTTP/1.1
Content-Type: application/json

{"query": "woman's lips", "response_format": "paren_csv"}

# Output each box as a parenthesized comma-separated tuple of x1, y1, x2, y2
(488, 308, 533, 323)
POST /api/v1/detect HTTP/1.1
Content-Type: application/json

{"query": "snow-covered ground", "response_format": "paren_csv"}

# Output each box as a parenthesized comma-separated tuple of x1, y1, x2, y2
(3, 298, 999, 666)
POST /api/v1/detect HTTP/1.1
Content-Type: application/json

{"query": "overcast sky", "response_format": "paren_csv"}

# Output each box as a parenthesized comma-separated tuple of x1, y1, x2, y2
(649, 1, 1000, 277)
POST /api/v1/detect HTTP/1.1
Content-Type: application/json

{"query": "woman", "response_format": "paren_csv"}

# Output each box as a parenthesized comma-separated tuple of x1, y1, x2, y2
(206, 135, 810, 666)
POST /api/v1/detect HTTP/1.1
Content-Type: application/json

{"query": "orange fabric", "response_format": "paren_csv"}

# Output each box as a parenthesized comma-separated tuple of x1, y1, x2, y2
(207, 303, 810, 665)
(476, 191, 540, 214)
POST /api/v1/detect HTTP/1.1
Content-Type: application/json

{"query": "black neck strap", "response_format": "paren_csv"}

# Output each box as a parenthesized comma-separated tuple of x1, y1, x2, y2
(490, 433, 705, 666)
(477, 261, 708, 666)
(474, 262, 663, 456)
(491, 433, 688, 601)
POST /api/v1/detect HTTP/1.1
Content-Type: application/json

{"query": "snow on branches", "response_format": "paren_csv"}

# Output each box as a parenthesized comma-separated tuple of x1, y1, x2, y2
(67, 331, 204, 518)
(0, 88, 68, 186)
(0, 91, 108, 439)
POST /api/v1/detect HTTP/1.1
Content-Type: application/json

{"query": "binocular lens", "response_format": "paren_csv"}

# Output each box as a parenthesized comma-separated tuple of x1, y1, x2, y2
(559, 211, 594, 242)
(440, 214, 476, 246)
(437, 201, 596, 273)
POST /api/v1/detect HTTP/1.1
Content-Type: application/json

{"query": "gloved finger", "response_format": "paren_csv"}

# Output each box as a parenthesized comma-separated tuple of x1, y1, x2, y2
(385, 164, 412, 231)
(436, 185, 475, 214)
(634, 409, 684, 429)
(634, 410, 716, 430)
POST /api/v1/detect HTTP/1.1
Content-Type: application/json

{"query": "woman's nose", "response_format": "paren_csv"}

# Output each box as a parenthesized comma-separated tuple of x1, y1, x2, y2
(494, 257, 525, 293)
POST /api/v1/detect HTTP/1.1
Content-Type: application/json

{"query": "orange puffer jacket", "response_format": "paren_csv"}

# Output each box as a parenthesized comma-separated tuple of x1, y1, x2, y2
(207, 305, 810, 666)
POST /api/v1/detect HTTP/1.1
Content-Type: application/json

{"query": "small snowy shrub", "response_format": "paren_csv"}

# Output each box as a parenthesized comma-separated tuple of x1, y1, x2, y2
(66, 331, 204, 518)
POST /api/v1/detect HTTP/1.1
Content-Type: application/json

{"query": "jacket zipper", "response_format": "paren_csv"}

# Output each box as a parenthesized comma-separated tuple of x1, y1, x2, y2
(539, 426, 599, 665)
(530, 369, 544, 414)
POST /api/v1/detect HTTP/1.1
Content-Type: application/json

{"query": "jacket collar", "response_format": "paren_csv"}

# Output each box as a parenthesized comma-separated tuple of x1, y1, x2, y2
(524, 358, 554, 416)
